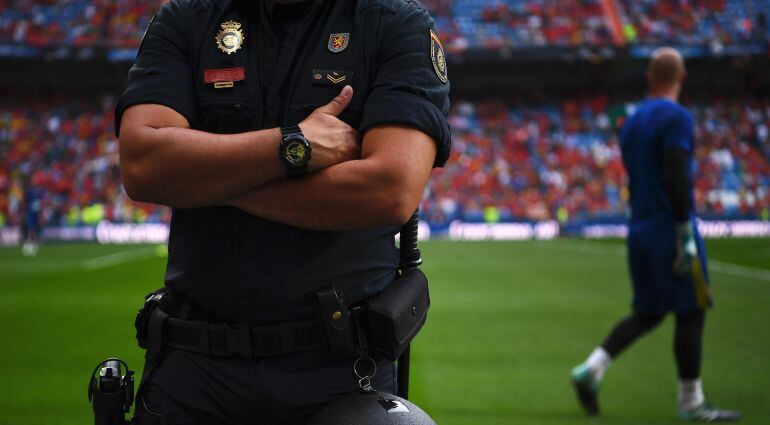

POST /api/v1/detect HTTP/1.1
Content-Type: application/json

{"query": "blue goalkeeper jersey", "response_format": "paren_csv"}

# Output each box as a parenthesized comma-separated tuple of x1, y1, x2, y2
(24, 187, 43, 222)
(619, 98, 695, 224)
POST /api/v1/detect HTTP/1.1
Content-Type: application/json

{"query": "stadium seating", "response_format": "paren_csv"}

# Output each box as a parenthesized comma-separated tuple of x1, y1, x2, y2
(0, 0, 165, 48)
(1, 96, 768, 228)
(428, 0, 614, 51)
(1, 1, 767, 51)
(617, 0, 770, 45)
(422, 97, 770, 225)
(0, 95, 168, 228)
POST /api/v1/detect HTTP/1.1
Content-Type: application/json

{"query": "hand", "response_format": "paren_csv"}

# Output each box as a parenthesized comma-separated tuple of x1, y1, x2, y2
(298, 85, 360, 172)
(673, 221, 697, 276)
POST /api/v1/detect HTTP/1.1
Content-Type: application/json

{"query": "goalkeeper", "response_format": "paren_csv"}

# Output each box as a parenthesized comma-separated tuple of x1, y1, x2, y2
(570, 47, 740, 422)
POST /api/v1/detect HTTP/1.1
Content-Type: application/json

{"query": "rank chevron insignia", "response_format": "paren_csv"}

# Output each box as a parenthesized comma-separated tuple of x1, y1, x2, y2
(326, 72, 347, 84)
(311, 69, 353, 86)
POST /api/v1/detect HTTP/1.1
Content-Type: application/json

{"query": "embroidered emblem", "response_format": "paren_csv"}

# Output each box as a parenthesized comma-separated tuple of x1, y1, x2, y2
(216, 21, 244, 55)
(328, 33, 350, 53)
(430, 30, 448, 84)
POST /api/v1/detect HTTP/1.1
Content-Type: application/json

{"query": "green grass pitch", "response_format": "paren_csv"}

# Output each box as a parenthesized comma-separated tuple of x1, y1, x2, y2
(1, 238, 769, 425)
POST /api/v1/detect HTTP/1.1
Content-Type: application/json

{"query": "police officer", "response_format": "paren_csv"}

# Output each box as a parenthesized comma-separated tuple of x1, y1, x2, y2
(116, 0, 450, 424)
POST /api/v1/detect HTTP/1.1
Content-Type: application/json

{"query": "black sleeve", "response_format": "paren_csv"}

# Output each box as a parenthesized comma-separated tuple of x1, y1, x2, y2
(114, 0, 198, 136)
(359, 4, 452, 167)
(663, 147, 691, 223)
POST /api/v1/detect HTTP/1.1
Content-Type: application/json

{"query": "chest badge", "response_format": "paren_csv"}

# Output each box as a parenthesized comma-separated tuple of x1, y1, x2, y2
(430, 29, 448, 84)
(328, 33, 350, 53)
(216, 21, 244, 55)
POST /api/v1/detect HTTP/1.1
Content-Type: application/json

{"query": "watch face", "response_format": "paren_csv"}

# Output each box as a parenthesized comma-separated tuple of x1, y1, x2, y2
(284, 137, 309, 166)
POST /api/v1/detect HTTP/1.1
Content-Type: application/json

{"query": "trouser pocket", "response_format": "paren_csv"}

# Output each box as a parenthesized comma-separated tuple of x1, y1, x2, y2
(133, 384, 167, 425)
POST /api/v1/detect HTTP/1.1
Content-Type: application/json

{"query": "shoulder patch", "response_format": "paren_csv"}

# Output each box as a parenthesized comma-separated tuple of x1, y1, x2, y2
(430, 29, 448, 84)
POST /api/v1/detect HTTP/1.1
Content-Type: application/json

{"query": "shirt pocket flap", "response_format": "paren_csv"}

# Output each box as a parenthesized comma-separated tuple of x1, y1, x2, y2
(197, 94, 260, 134)
(290, 94, 364, 130)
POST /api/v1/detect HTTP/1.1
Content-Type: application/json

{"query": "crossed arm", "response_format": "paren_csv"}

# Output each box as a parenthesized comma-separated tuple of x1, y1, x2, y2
(119, 104, 285, 209)
(228, 125, 436, 230)
(119, 104, 436, 231)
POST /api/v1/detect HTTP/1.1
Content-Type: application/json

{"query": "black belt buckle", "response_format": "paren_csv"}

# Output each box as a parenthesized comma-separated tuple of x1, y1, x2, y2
(317, 286, 356, 361)
(225, 324, 253, 358)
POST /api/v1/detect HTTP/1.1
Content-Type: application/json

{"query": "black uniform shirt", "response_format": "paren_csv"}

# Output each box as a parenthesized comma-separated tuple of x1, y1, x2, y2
(115, 0, 451, 324)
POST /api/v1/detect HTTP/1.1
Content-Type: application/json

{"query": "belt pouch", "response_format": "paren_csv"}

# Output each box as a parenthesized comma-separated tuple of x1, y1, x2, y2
(364, 268, 430, 361)
(317, 286, 357, 360)
(135, 288, 168, 351)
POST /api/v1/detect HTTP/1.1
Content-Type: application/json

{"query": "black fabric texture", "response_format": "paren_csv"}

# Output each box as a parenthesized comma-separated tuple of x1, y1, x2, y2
(365, 268, 430, 360)
(674, 311, 705, 380)
(116, 1, 447, 423)
(663, 147, 691, 223)
(113, 0, 450, 325)
(139, 348, 396, 425)
(114, 1, 198, 135)
(358, 3, 452, 167)
(270, 0, 317, 48)
(601, 313, 665, 358)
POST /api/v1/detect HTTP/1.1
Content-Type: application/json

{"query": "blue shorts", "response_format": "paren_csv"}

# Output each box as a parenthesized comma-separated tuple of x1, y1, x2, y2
(26, 213, 41, 234)
(627, 218, 712, 316)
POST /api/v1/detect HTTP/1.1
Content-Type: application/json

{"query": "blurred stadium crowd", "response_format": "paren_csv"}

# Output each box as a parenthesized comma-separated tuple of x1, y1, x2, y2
(0, 0, 769, 230)
(1, 95, 768, 228)
(1, 0, 768, 50)
(424, 97, 770, 225)
(0, 0, 164, 48)
(0, 95, 170, 228)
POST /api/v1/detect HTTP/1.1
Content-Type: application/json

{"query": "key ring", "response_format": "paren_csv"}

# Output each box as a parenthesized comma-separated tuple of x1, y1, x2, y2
(353, 355, 378, 392)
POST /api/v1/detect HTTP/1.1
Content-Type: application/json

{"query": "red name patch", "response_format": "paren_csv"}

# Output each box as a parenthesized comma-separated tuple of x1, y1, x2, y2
(204, 67, 246, 83)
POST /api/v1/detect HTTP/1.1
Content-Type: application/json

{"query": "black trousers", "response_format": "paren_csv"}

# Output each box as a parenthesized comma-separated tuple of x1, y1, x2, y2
(133, 348, 396, 425)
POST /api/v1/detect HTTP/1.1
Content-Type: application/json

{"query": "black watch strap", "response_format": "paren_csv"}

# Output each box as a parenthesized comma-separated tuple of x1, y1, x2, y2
(281, 125, 303, 139)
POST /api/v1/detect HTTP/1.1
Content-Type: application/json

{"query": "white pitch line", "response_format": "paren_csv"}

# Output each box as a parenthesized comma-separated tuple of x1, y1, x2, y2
(708, 260, 770, 282)
(81, 247, 159, 271)
(550, 240, 626, 257)
(537, 240, 770, 282)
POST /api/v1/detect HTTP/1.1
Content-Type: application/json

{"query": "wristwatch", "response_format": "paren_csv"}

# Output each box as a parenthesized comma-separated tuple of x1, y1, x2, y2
(279, 125, 312, 177)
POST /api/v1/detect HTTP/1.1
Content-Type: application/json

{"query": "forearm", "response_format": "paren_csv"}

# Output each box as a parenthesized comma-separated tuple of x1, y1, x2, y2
(663, 148, 692, 223)
(120, 125, 284, 208)
(228, 159, 416, 231)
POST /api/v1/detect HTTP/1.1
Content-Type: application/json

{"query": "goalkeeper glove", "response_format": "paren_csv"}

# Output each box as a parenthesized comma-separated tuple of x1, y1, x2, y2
(673, 222, 697, 276)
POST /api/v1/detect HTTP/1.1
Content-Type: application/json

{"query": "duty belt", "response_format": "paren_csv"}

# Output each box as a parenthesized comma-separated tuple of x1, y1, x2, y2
(147, 307, 330, 358)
